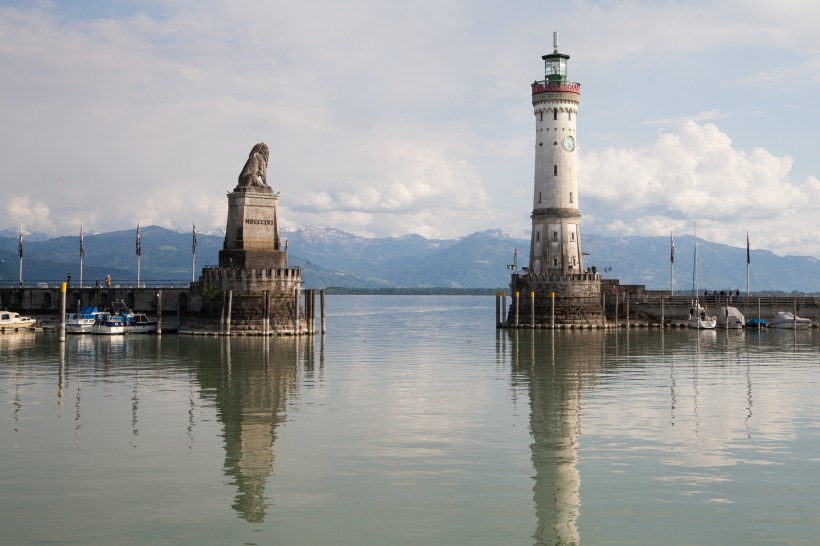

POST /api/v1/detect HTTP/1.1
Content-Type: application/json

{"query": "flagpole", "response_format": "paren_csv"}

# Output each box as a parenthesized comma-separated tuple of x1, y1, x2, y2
(192, 222, 197, 283)
(746, 230, 750, 298)
(670, 231, 675, 296)
(79, 222, 84, 288)
(136, 220, 141, 288)
(18, 225, 23, 287)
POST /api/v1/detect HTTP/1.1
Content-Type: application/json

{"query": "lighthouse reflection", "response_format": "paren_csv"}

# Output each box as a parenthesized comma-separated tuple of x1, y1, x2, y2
(507, 329, 606, 546)
(195, 336, 313, 523)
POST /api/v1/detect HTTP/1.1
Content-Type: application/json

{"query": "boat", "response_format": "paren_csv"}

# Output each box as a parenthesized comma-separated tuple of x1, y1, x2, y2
(93, 311, 126, 335)
(688, 304, 717, 329)
(66, 306, 101, 334)
(746, 317, 766, 328)
(111, 300, 158, 334)
(91, 300, 157, 335)
(687, 224, 716, 330)
(717, 306, 745, 329)
(0, 310, 36, 331)
(769, 311, 812, 330)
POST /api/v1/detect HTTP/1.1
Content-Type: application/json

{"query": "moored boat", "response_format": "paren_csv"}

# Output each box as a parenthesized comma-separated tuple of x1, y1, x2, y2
(93, 311, 126, 335)
(688, 304, 717, 329)
(0, 310, 36, 331)
(717, 306, 745, 329)
(746, 317, 766, 328)
(66, 306, 101, 334)
(111, 300, 157, 334)
(770, 311, 812, 330)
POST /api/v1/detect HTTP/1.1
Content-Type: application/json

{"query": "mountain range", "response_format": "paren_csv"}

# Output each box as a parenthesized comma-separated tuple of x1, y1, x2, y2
(1, 226, 819, 293)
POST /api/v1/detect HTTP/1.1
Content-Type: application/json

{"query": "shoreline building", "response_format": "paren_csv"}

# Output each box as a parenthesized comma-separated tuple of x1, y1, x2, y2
(508, 35, 603, 326)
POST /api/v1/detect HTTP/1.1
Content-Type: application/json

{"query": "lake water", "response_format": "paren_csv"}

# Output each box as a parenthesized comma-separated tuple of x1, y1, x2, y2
(2, 295, 820, 545)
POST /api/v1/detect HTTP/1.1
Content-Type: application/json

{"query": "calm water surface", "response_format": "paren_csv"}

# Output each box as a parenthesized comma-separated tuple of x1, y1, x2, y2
(2, 295, 819, 545)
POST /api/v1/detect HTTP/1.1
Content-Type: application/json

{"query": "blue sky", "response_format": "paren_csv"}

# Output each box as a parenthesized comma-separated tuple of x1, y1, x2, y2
(1, 1, 818, 257)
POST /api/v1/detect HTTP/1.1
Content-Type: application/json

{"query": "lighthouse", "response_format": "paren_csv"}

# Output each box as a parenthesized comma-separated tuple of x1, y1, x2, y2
(530, 34, 582, 275)
(507, 34, 603, 326)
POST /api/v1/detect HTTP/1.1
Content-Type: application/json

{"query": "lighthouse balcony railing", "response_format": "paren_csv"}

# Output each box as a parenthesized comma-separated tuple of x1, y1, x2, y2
(531, 80, 580, 95)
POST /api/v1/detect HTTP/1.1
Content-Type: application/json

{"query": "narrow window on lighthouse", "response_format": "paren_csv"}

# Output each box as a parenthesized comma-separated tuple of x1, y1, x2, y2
(553, 258, 558, 267)
(538, 192, 542, 203)
(553, 109, 557, 121)
(554, 165, 558, 176)
(540, 111, 543, 121)
(570, 192, 573, 203)
(571, 232, 575, 241)
(536, 232, 540, 242)
(553, 232, 558, 242)
(568, 111, 572, 121)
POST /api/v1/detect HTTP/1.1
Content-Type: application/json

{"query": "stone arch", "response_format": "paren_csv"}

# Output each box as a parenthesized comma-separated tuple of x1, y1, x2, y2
(178, 292, 189, 311)
(126, 292, 135, 309)
(43, 292, 52, 309)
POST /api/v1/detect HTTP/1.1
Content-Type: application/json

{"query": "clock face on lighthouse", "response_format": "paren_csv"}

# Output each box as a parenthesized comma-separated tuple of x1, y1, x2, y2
(562, 136, 576, 152)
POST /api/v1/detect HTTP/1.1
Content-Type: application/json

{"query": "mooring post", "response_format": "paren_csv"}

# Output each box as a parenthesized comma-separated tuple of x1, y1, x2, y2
(502, 292, 507, 326)
(495, 292, 500, 327)
(320, 290, 326, 334)
(309, 290, 315, 334)
(530, 291, 535, 328)
(226, 289, 233, 336)
(59, 282, 66, 343)
(758, 297, 762, 331)
(262, 289, 269, 335)
(794, 298, 797, 330)
(615, 293, 619, 328)
(661, 297, 665, 328)
(293, 287, 300, 334)
(626, 294, 630, 328)
(602, 291, 606, 325)
(220, 292, 226, 334)
(156, 289, 162, 335)
(550, 291, 555, 329)
(514, 291, 519, 327)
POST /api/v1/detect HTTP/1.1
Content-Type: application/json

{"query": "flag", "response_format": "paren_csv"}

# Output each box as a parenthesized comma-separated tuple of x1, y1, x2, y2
(670, 234, 674, 264)
(746, 231, 750, 265)
(17, 230, 23, 258)
(136, 221, 141, 257)
(192, 222, 197, 255)
(80, 224, 85, 258)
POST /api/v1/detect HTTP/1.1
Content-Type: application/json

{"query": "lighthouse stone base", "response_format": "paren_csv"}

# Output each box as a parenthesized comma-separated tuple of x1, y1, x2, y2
(507, 272, 603, 326)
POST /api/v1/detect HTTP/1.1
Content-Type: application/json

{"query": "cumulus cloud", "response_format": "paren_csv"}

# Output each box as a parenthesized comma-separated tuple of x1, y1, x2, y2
(5, 196, 56, 234)
(580, 121, 819, 255)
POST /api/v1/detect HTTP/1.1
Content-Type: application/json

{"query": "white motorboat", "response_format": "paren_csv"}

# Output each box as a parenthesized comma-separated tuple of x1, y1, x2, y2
(93, 311, 126, 335)
(717, 306, 745, 329)
(0, 310, 36, 331)
(66, 306, 101, 334)
(770, 311, 812, 330)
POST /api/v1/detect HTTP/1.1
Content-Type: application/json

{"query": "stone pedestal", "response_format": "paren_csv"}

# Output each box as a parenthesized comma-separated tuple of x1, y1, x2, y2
(219, 187, 286, 270)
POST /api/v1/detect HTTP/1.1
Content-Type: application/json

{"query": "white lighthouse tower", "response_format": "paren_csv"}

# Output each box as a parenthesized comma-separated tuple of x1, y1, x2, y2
(531, 32, 582, 275)
(508, 33, 602, 326)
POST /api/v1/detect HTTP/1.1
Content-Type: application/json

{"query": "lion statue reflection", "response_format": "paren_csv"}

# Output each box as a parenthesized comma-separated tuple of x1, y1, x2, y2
(236, 142, 270, 190)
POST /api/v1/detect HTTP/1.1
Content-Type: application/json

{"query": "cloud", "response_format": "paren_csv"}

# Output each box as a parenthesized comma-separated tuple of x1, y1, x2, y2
(5, 196, 56, 234)
(0, 1, 818, 257)
(580, 121, 818, 256)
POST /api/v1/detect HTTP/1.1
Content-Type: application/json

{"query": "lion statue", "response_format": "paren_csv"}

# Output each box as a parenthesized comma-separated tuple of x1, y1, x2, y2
(236, 142, 270, 189)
